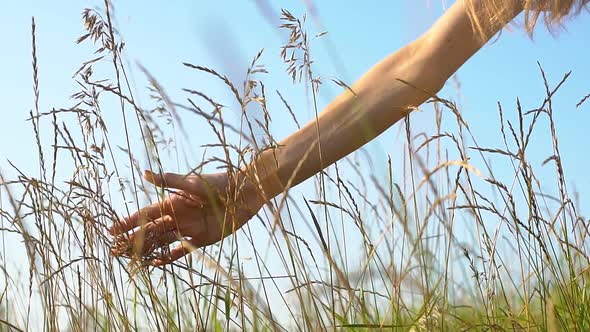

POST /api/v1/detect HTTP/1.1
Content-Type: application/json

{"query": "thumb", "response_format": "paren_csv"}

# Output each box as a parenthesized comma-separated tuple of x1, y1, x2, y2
(144, 170, 194, 192)
(144, 170, 220, 198)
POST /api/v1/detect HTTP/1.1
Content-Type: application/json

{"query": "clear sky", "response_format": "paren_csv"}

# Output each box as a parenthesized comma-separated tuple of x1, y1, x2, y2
(1, 1, 588, 184)
(0, 0, 589, 325)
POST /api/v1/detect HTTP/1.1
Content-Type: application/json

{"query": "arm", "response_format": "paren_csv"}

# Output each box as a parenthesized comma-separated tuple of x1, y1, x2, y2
(111, 0, 525, 264)
(245, 0, 523, 201)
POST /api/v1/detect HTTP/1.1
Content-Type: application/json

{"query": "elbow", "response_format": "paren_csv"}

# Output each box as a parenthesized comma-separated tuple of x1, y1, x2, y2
(397, 38, 448, 103)
(415, 48, 448, 97)
(397, 61, 447, 107)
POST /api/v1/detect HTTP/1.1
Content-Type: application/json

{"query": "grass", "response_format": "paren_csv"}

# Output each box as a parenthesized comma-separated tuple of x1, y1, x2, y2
(0, 2, 589, 331)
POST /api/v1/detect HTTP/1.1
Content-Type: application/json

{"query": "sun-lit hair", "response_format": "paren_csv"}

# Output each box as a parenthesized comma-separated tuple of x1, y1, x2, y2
(464, 0, 588, 39)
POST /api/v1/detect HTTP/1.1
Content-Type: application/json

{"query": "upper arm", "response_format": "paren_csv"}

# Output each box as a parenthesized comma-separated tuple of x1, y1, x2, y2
(421, 0, 521, 81)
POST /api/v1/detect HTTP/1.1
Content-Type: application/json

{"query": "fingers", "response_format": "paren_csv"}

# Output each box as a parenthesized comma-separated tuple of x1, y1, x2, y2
(151, 238, 200, 266)
(126, 215, 177, 243)
(109, 170, 192, 235)
(109, 210, 150, 235)
(117, 215, 177, 252)
(109, 192, 189, 235)
(109, 202, 165, 235)
(140, 230, 181, 255)
(147, 215, 177, 233)
(111, 229, 181, 257)
(111, 214, 182, 257)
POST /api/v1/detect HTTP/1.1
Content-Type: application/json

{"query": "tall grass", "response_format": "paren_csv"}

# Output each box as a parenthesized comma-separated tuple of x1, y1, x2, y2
(0, 2, 588, 331)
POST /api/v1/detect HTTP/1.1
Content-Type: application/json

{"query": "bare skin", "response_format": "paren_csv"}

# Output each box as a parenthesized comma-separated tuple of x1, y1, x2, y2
(110, 0, 526, 265)
(109, 171, 262, 265)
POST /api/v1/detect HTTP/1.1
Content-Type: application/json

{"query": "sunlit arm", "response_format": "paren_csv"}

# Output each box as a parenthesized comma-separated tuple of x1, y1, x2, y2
(111, 0, 526, 264)
(243, 0, 523, 202)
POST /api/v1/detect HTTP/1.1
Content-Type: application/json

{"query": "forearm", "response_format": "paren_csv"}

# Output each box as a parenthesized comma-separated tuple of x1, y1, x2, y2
(246, 39, 436, 199)
(245, 0, 523, 200)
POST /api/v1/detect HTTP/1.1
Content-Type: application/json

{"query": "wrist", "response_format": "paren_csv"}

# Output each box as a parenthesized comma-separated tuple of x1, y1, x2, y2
(234, 165, 273, 214)
(239, 148, 286, 203)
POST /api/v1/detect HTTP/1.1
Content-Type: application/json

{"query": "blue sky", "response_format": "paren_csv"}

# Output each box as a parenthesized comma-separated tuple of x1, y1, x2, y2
(1, 1, 588, 183)
(0, 1, 589, 322)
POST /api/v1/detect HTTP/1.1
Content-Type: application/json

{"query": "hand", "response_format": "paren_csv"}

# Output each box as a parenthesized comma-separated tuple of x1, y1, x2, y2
(110, 170, 263, 266)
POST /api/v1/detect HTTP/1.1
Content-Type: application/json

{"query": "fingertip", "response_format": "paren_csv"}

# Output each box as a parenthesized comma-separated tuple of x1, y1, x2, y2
(108, 218, 123, 234)
(151, 240, 197, 266)
(150, 253, 175, 266)
(108, 222, 121, 235)
(167, 247, 187, 263)
(150, 258, 166, 266)
(110, 216, 135, 236)
(143, 170, 158, 184)
(110, 241, 128, 257)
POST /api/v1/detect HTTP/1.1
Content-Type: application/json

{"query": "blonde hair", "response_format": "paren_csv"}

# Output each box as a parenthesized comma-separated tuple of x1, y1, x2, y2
(464, 0, 588, 39)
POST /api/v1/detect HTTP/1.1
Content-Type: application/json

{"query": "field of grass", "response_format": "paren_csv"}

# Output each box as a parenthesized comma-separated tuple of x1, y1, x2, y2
(0, 2, 589, 331)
